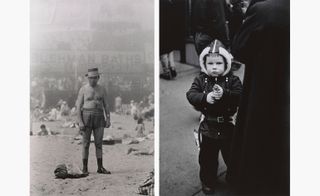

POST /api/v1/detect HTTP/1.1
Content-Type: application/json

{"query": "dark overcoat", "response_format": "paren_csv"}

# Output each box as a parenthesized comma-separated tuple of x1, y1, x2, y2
(191, 0, 229, 46)
(228, 0, 290, 195)
(160, 0, 186, 54)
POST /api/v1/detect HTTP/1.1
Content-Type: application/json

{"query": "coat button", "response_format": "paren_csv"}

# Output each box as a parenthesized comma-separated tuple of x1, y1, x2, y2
(218, 132, 220, 135)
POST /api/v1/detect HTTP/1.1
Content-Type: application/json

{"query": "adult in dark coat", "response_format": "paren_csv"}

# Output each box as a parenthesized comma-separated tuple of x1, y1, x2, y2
(227, 0, 248, 42)
(228, 0, 290, 195)
(160, 0, 186, 79)
(192, 0, 229, 55)
(160, 0, 185, 55)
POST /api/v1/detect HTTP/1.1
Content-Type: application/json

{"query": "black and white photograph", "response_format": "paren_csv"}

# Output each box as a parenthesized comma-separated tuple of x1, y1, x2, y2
(3, 0, 320, 196)
(29, 0, 154, 195)
(160, 0, 289, 195)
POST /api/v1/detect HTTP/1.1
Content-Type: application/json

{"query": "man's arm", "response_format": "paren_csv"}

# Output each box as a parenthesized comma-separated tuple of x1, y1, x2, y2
(75, 87, 85, 128)
(102, 87, 111, 128)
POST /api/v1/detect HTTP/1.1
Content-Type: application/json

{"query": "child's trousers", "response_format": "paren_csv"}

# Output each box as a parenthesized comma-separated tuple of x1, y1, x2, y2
(199, 134, 232, 188)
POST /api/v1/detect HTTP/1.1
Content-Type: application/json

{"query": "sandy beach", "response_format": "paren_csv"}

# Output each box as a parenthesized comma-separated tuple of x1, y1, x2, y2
(30, 113, 154, 196)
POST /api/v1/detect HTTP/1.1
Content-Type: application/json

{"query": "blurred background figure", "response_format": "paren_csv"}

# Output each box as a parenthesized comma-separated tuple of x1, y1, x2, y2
(37, 124, 49, 136)
(59, 100, 70, 116)
(191, 0, 229, 55)
(30, 80, 46, 110)
(114, 96, 123, 114)
(130, 100, 139, 120)
(135, 117, 146, 137)
(160, 0, 186, 80)
(227, 0, 250, 42)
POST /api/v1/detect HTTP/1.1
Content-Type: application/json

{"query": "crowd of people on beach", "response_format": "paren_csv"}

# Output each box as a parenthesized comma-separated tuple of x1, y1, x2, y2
(30, 92, 154, 137)
(30, 74, 153, 111)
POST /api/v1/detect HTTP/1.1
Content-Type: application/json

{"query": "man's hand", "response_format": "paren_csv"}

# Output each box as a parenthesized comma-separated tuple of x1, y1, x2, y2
(79, 126, 86, 136)
(105, 118, 111, 128)
(206, 92, 215, 104)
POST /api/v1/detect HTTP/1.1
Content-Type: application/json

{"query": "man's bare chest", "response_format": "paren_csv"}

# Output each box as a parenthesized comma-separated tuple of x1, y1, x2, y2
(84, 88, 104, 102)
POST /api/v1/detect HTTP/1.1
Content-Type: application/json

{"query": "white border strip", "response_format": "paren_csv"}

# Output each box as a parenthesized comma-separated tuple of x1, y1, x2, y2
(154, 0, 160, 195)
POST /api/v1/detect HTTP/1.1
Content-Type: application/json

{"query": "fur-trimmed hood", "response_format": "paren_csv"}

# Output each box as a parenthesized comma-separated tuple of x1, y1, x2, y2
(199, 39, 233, 76)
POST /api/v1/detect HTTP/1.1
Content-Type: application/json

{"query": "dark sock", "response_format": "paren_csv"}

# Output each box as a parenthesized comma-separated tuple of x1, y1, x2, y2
(97, 158, 103, 170)
(97, 158, 111, 174)
(82, 159, 88, 172)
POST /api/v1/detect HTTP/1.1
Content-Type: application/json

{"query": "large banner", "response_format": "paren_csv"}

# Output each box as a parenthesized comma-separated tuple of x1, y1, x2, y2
(31, 49, 153, 74)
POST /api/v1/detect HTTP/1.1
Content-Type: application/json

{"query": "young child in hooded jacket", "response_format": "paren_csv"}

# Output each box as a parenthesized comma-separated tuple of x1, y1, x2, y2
(186, 39, 243, 194)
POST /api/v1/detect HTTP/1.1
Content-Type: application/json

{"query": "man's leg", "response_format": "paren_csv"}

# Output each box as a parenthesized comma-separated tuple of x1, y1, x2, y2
(93, 127, 111, 174)
(82, 127, 92, 174)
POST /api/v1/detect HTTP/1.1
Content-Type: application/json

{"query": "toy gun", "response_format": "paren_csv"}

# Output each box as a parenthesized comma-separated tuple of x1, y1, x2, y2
(213, 84, 221, 93)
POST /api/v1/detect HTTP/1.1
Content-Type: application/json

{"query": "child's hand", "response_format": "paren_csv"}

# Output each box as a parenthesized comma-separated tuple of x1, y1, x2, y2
(213, 84, 223, 100)
(206, 92, 215, 104)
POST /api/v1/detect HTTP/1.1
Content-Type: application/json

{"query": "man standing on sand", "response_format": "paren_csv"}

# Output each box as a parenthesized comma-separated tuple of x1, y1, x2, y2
(76, 68, 111, 175)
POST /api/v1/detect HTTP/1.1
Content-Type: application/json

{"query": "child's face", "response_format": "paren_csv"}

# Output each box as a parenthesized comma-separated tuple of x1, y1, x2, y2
(205, 55, 225, 77)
